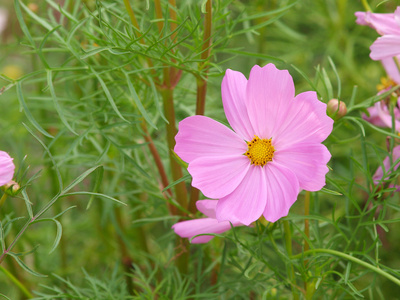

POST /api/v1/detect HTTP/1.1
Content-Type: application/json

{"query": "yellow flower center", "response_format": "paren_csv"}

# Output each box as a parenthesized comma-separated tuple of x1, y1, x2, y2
(244, 136, 275, 166)
(377, 77, 397, 92)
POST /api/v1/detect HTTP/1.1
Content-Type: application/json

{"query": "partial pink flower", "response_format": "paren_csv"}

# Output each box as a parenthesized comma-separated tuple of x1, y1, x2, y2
(172, 200, 243, 243)
(355, 8, 400, 78)
(356, 8, 400, 61)
(0, 8, 7, 34)
(0, 151, 15, 186)
(355, 9, 400, 35)
(373, 145, 400, 190)
(363, 97, 400, 131)
(175, 64, 333, 225)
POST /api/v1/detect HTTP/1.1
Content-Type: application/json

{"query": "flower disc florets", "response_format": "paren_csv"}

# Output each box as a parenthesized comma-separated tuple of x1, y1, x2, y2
(245, 136, 274, 166)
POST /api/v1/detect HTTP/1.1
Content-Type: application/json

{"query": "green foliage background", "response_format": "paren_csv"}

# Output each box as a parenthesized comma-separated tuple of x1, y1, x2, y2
(1, 0, 400, 299)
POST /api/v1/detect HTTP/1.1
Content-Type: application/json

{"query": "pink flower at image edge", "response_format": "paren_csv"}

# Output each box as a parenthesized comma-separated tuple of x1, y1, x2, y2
(0, 151, 15, 186)
(172, 200, 242, 244)
(355, 8, 400, 81)
(174, 64, 333, 226)
(355, 7, 400, 62)
(373, 145, 400, 190)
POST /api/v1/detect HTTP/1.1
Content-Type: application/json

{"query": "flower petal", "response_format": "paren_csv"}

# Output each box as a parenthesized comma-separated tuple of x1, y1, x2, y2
(0, 151, 14, 186)
(375, 100, 400, 131)
(172, 218, 238, 244)
(189, 155, 250, 199)
(381, 56, 400, 84)
(263, 163, 299, 223)
(196, 200, 217, 218)
(373, 145, 400, 184)
(355, 10, 400, 35)
(246, 64, 295, 139)
(370, 35, 400, 61)
(175, 115, 247, 163)
(273, 143, 330, 191)
(216, 166, 267, 226)
(221, 69, 254, 141)
(272, 91, 333, 148)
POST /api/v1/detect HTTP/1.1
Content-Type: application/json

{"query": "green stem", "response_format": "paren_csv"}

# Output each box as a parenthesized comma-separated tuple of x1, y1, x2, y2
(0, 265, 33, 298)
(188, 0, 212, 212)
(292, 248, 400, 287)
(0, 193, 8, 209)
(123, 0, 140, 30)
(361, 0, 372, 12)
(114, 206, 135, 295)
(283, 220, 299, 300)
(161, 88, 188, 212)
(304, 191, 310, 253)
(154, 0, 164, 35)
(394, 57, 400, 80)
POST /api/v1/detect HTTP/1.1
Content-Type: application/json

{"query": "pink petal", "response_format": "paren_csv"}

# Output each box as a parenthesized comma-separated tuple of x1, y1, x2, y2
(0, 151, 14, 186)
(370, 35, 400, 61)
(246, 64, 295, 139)
(363, 102, 390, 127)
(263, 163, 299, 223)
(381, 57, 400, 84)
(395, 7, 400, 27)
(273, 143, 330, 191)
(189, 155, 250, 199)
(172, 218, 238, 244)
(355, 11, 400, 35)
(196, 200, 217, 218)
(216, 166, 267, 226)
(375, 100, 400, 130)
(174, 115, 247, 163)
(0, 8, 7, 34)
(373, 145, 400, 184)
(272, 91, 333, 148)
(221, 69, 254, 141)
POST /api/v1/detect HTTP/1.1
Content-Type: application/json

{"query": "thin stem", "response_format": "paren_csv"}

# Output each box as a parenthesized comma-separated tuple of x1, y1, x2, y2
(123, 0, 140, 30)
(141, 121, 175, 212)
(0, 265, 33, 298)
(394, 57, 400, 79)
(189, 0, 212, 212)
(0, 193, 8, 209)
(154, 0, 164, 35)
(304, 191, 311, 297)
(292, 248, 400, 287)
(361, 0, 372, 12)
(161, 88, 188, 212)
(304, 191, 310, 253)
(283, 220, 299, 300)
(168, 0, 178, 43)
(199, 0, 212, 65)
(114, 206, 135, 296)
(123, 0, 156, 77)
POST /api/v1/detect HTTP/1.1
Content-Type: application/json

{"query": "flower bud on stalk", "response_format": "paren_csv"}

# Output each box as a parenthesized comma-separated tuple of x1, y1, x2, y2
(327, 98, 347, 120)
(2, 180, 21, 196)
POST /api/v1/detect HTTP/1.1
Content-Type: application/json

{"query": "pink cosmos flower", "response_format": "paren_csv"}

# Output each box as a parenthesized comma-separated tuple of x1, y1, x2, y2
(363, 97, 400, 131)
(373, 145, 400, 190)
(175, 64, 333, 226)
(172, 200, 243, 243)
(356, 8, 400, 81)
(0, 151, 15, 186)
(356, 7, 400, 62)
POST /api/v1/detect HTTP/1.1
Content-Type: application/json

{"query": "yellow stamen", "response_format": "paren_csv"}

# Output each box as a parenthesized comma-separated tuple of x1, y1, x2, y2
(377, 77, 396, 92)
(244, 136, 275, 167)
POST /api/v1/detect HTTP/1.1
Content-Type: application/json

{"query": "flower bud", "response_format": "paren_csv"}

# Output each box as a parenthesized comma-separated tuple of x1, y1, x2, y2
(327, 99, 347, 120)
(27, 3, 39, 13)
(1, 65, 23, 80)
(2, 180, 21, 196)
